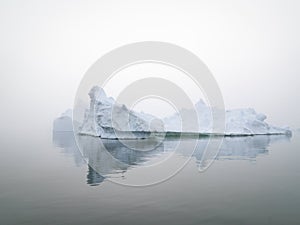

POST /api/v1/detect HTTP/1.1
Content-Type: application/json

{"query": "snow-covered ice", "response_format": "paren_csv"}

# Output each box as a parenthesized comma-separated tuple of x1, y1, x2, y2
(79, 86, 164, 138)
(77, 86, 291, 138)
(164, 103, 291, 136)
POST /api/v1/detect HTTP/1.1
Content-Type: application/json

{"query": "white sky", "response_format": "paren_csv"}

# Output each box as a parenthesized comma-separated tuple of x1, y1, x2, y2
(1, 0, 300, 134)
(102, 63, 207, 118)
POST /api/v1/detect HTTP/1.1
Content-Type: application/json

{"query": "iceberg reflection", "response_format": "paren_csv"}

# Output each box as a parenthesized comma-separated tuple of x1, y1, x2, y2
(53, 130, 290, 186)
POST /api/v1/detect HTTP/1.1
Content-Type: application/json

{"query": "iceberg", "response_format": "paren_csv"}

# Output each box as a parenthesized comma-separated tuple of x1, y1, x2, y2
(224, 108, 290, 135)
(164, 102, 291, 136)
(79, 86, 164, 139)
(53, 109, 73, 132)
(77, 86, 291, 138)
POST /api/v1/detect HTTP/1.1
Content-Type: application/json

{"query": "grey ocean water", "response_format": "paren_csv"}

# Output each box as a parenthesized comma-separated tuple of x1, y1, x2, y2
(1, 122, 300, 225)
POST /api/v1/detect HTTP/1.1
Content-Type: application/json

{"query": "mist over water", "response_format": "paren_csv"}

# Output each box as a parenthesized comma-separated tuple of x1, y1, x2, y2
(1, 119, 300, 225)
(1, 1, 300, 224)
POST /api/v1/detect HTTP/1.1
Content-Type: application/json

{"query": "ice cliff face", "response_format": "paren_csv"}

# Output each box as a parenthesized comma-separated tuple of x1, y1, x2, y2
(164, 101, 291, 136)
(79, 86, 164, 138)
(79, 86, 291, 138)
(224, 108, 290, 135)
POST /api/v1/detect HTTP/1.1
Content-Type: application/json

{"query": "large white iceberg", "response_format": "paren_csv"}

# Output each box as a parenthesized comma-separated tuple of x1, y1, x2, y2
(78, 86, 291, 138)
(164, 101, 291, 136)
(79, 86, 164, 139)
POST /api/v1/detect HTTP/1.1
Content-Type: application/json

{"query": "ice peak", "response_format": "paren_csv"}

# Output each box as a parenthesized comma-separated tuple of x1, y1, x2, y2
(61, 109, 72, 118)
(195, 99, 207, 109)
(89, 86, 107, 101)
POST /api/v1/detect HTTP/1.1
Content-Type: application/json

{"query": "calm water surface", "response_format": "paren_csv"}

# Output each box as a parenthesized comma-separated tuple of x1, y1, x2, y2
(1, 124, 300, 225)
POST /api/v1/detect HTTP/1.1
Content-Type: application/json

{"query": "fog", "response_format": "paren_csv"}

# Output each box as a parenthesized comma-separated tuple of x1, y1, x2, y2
(1, 0, 299, 137)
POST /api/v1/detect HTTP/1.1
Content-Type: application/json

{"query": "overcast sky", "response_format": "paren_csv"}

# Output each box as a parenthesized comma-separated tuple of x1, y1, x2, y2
(1, 0, 299, 135)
